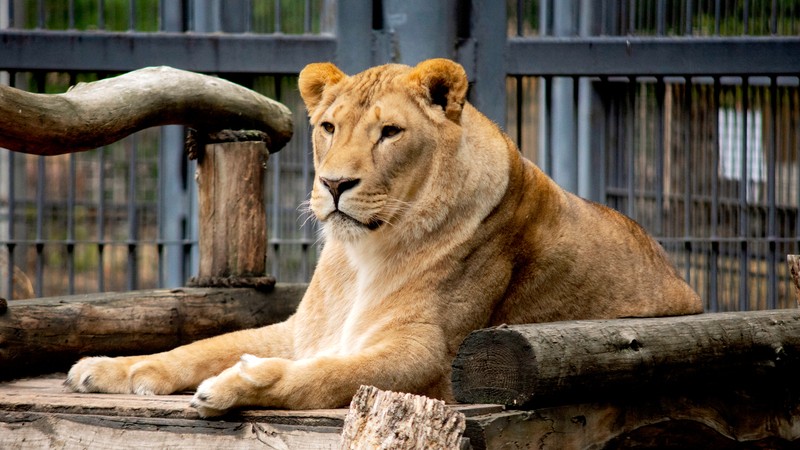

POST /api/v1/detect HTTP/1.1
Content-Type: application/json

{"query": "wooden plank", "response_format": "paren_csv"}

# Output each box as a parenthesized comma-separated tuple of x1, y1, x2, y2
(0, 284, 306, 380)
(0, 411, 343, 450)
(453, 309, 800, 407)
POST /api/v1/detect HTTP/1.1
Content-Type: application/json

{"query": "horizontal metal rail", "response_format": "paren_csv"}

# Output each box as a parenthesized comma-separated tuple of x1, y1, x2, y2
(507, 36, 800, 76)
(0, 30, 336, 73)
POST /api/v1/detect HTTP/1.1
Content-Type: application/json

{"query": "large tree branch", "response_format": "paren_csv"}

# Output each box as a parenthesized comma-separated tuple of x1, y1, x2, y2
(0, 66, 293, 155)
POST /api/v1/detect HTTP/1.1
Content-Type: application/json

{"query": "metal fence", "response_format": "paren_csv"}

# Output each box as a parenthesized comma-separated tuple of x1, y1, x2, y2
(1, 0, 799, 313)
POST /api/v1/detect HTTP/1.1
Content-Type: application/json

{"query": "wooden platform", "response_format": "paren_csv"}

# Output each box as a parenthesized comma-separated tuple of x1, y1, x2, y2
(4, 374, 800, 449)
(0, 376, 504, 449)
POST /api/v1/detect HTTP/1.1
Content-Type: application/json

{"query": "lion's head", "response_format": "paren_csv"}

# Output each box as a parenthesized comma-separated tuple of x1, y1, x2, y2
(298, 59, 470, 243)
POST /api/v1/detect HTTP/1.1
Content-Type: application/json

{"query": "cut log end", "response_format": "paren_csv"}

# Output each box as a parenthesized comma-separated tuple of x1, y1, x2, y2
(339, 385, 466, 450)
(451, 326, 538, 407)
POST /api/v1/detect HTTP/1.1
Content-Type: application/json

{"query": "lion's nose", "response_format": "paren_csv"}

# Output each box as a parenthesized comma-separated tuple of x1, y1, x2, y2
(319, 177, 360, 208)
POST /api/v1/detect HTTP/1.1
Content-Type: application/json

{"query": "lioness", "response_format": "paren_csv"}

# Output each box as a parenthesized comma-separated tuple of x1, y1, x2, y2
(66, 59, 702, 416)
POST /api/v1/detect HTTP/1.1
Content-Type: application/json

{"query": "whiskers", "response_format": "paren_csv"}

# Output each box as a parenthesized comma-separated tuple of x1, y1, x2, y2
(297, 200, 318, 230)
(371, 197, 412, 229)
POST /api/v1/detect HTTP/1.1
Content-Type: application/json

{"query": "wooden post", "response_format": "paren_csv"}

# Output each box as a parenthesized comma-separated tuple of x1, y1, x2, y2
(340, 385, 467, 450)
(189, 133, 274, 289)
(790, 255, 800, 305)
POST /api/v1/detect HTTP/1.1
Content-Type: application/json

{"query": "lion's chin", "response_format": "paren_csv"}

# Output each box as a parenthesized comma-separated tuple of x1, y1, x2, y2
(322, 212, 384, 242)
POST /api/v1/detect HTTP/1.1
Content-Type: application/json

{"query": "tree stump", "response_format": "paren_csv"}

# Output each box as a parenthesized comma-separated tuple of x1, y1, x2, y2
(339, 385, 466, 450)
(790, 255, 800, 305)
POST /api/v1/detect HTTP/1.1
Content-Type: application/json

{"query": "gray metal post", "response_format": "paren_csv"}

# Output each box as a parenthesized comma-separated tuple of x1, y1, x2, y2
(551, 0, 578, 193)
(157, 1, 188, 288)
(335, 0, 373, 74)
(469, 0, 507, 127)
(577, 0, 597, 201)
(381, 0, 457, 65)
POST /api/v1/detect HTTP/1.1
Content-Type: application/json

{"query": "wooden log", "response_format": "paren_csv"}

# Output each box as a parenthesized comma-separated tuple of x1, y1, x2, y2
(0, 284, 307, 380)
(339, 385, 467, 450)
(0, 66, 293, 156)
(194, 141, 269, 282)
(790, 255, 800, 304)
(452, 309, 800, 408)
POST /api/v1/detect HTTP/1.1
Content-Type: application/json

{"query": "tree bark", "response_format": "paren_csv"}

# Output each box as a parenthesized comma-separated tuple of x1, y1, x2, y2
(340, 385, 466, 450)
(0, 66, 293, 155)
(0, 284, 306, 380)
(452, 309, 800, 407)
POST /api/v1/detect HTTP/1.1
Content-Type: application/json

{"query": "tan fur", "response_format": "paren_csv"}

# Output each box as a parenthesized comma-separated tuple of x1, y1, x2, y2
(66, 59, 702, 416)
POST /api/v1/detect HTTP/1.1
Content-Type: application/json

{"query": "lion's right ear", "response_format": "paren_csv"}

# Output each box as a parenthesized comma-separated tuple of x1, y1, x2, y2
(298, 62, 346, 115)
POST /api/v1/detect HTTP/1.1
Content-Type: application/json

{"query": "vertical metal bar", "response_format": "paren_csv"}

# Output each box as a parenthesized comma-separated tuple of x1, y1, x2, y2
(304, 0, 312, 33)
(739, 78, 750, 311)
(516, 76, 523, 151)
(67, 149, 76, 295)
(98, 0, 106, 30)
(35, 155, 44, 297)
(271, 76, 282, 279)
(626, 78, 635, 218)
(627, 0, 635, 35)
(685, 0, 693, 35)
(97, 147, 105, 292)
(683, 78, 693, 284)
(127, 135, 138, 291)
(657, 0, 666, 36)
(301, 121, 311, 280)
(602, 76, 612, 205)
(541, 76, 553, 175)
(516, 0, 523, 36)
(5, 149, 15, 300)
(274, 0, 281, 33)
(654, 78, 665, 237)
(129, 0, 136, 30)
(7, 0, 14, 28)
(68, 0, 75, 29)
(709, 77, 720, 311)
(770, 0, 778, 35)
(37, 0, 45, 28)
(743, 0, 750, 34)
(767, 77, 778, 309)
(245, 0, 253, 32)
(714, 0, 720, 35)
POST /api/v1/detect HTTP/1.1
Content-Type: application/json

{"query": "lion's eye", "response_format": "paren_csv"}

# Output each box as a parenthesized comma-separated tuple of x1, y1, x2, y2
(381, 125, 402, 139)
(321, 122, 335, 134)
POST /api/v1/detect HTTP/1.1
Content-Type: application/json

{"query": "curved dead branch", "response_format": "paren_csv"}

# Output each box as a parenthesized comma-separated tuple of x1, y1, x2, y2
(0, 66, 293, 155)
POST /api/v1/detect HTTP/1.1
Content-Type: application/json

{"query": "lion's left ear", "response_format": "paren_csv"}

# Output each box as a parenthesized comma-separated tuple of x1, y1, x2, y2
(298, 62, 347, 116)
(407, 59, 468, 122)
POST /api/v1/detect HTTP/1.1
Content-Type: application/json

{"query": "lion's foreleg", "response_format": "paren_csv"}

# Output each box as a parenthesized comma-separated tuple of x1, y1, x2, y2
(65, 321, 294, 395)
(190, 327, 448, 416)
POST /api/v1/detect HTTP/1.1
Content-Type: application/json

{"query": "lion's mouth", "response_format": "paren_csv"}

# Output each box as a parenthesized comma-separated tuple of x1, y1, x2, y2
(330, 211, 384, 231)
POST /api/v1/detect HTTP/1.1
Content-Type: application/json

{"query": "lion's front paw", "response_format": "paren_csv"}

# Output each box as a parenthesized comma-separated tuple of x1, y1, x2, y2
(190, 376, 231, 417)
(65, 356, 177, 395)
(66, 357, 133, 393)
(190, 354, 284, 417)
